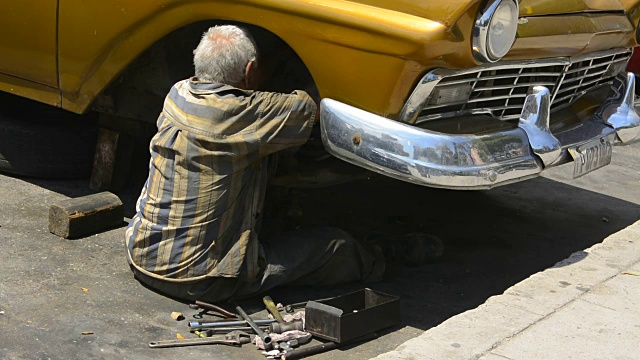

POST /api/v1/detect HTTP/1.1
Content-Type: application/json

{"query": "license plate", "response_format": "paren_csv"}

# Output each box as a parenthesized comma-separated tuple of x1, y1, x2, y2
(568, 137, 613, 179)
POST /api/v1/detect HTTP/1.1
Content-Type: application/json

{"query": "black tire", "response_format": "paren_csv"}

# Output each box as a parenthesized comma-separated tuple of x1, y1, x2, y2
(0, 95, 98, 179)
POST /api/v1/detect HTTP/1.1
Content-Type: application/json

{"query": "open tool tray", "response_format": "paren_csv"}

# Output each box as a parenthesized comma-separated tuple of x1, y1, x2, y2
(305, 288, 400, 343)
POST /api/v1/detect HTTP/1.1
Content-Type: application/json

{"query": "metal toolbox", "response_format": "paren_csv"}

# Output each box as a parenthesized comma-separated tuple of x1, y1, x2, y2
(304, 288, 400, 343)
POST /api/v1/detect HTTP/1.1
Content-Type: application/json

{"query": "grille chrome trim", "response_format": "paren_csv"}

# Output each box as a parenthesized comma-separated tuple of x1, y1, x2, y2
(399, 48, 632, 124)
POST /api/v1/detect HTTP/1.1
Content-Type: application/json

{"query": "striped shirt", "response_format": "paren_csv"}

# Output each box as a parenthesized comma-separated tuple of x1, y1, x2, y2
(125, 77, 316, 282)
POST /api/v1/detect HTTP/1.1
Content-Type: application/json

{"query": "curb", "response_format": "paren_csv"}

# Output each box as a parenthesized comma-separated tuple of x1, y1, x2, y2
(373, 221, 640, 360)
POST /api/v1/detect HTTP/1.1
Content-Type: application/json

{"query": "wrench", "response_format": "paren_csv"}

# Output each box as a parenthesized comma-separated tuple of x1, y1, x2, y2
(148, 338, 239, 348)
(149, 331, 251, 348)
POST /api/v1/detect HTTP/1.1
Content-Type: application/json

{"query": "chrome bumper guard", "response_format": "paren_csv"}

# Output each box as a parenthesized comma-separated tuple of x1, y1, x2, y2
(320, 73, 640, 190)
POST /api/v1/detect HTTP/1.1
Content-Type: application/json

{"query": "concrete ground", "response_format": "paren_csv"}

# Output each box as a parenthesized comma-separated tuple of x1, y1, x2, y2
(373, 143, 640, 360)
(375, 222, 640, 360)
(0, 140, 638, 359)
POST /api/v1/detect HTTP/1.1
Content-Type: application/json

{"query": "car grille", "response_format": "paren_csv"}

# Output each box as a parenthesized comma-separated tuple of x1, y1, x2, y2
(418, 49, 632, 122)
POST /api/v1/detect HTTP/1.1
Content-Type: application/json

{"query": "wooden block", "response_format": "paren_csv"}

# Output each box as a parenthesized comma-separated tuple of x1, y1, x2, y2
(49, 192, 124, 239)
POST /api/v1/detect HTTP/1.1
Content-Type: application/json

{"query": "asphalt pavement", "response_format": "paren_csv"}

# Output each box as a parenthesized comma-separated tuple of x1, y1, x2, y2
(375, 221, 640, 360)
(0, 140, 638, 359)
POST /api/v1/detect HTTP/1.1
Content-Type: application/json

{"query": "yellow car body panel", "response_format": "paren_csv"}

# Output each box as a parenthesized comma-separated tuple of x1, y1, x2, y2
(510, 14, 635, 59)
(0, 0, 638, 118)
(0, 73, 61, 108)
(519, 0, 624, 14)
(0, 1, 58, 87)
(0, 1, 59, 106)
(57, 0, 457, 116)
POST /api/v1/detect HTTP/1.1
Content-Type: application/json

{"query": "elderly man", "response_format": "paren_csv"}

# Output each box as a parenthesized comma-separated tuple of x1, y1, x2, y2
(124, 25, 392, 302)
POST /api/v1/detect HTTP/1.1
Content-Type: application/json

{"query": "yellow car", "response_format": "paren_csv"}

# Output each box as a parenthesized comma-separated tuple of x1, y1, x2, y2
(1, 0, 639, 188)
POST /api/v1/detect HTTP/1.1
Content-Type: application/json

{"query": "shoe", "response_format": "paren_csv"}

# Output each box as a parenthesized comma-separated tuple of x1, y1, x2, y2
(365, 232, 444, 266)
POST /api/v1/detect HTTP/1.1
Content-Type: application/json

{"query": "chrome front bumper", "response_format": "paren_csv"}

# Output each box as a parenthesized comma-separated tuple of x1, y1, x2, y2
(320, 73, 640, 190)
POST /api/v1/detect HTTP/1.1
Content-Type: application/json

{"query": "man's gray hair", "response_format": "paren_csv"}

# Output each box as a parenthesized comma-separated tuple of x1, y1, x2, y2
(193, 25, 257, 86)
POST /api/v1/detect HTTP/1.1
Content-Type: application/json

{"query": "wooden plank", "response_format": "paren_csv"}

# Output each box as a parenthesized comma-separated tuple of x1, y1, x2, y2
(48, 192, 124, 239)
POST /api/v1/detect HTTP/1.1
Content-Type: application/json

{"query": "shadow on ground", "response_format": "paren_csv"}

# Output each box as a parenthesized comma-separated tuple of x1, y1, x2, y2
(262, 174, 640, 336)
(23, 169, 639, 322)
(2, 161, 638, 360)
(8, 175, 145, 218)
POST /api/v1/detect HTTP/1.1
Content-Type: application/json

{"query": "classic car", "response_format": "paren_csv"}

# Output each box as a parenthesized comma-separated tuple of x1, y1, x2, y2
(0, 0, 639, 189)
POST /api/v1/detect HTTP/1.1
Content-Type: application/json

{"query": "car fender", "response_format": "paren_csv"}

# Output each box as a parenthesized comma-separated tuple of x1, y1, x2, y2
(58, 0, 457, 117)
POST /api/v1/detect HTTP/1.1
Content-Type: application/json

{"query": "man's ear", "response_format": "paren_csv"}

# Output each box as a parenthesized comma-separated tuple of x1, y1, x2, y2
(244, 60, 256, 90)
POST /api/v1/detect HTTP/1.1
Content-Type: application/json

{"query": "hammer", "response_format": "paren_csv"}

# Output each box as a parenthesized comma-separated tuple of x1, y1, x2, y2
(263, 296, 305, 333)
(268, 320, 304, 333)
(263, 296, 286, 324)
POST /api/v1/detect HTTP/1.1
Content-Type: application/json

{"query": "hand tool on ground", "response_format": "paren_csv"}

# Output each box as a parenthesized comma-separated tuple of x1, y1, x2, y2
(255, 330, 311, 350)
(269, 320, 304, 333)
(189, 318, 275, 329)
(227, 331, 252, 344)
(148, 338, 240, 349)
(148, 331, 251, 348)
(279, 332, 377, 360)
(235, 304, 274, 350)
(263, 296, 286, 324)
(278, 339, 299, 351)
(191, 326, 267, 335)
(189, 300, 238, 318)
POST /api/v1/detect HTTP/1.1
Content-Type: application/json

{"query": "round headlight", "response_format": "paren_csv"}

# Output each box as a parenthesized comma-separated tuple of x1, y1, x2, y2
(473, 0, 519, 63)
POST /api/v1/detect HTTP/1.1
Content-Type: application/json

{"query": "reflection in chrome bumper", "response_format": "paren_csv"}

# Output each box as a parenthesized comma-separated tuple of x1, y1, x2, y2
(320, 73, 640, 190)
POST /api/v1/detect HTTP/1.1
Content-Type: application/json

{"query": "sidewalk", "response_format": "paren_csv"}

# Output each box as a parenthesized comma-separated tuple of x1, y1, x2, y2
(374, 221, 640, 360)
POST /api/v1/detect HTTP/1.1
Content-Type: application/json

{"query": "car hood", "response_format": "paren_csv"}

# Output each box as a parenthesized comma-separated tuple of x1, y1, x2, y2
(348, 0, 477, 26)
(351, 0, 628, 26)
(519, 0, 624, 15)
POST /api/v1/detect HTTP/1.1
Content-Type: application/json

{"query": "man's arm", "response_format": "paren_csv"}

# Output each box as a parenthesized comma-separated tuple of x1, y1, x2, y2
(252, 90, 317, 158)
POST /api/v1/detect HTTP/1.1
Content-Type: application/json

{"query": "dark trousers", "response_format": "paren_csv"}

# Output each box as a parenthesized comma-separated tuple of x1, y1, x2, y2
(133, 227, 384, 302)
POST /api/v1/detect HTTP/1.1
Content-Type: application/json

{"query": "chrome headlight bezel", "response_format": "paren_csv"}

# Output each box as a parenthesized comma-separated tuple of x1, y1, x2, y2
(473, 0, 519, 63)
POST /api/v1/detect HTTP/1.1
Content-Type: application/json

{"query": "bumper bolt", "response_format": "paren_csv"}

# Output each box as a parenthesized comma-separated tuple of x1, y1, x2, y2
(352, 134, 362, 146)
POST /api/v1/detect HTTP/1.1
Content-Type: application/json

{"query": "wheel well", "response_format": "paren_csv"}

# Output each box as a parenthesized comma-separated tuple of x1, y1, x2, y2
(92, 20, 318, 122)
